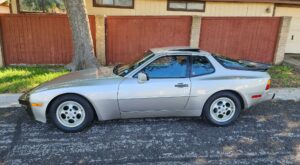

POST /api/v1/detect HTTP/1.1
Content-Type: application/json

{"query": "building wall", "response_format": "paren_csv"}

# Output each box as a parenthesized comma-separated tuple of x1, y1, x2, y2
(8, 0, 285, 65)
(10, 0, 274, 17)
(205, 2, 273, 16)
(11, 0, 17, 14)
(86, 1, 274, 16)
(0, 5, 9, 13)
(275, 6, 300, 54)
(275, 6, 300, 17)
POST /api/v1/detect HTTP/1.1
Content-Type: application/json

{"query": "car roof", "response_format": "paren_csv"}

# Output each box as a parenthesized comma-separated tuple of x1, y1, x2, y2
(150, 46, 201, 54)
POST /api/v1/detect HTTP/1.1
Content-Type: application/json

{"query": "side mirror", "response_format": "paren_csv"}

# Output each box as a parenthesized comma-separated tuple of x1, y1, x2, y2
(138, 72, 149, 83)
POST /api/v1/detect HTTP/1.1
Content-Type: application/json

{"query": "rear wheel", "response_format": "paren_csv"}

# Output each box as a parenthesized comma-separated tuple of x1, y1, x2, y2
(203, 92, 241, 126)
(49, 94, 94, 133)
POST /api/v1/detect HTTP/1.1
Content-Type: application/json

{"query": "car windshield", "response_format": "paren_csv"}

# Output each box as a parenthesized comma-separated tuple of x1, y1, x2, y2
(114, 51, 154, 77)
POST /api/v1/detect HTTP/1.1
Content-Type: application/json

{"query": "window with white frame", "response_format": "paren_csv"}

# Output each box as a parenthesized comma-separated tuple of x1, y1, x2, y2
(167, 0, 205, 12)
(93, 0, 134, 9)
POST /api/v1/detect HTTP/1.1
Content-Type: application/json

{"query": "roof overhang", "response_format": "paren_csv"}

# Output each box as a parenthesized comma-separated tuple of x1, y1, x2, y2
(204, 0, 300, 5)
(0, 0, 8, 6)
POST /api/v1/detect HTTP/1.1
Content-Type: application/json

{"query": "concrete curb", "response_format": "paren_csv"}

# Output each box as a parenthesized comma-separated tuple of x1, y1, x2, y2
(0, 93, 22, 108)
(271, 88, 300, 101)
(0, 88, 299, 108)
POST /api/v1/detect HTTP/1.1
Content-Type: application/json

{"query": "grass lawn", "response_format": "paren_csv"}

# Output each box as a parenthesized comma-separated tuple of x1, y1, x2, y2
(268, 65, 300, 88)
(0, 66, 69, 93)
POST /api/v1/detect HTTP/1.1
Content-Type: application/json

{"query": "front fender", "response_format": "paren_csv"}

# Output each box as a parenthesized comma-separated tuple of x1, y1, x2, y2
(30, 85, 120, 123)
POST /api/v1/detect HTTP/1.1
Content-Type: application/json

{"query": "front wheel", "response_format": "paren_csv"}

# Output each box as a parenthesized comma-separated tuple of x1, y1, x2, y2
(203, 92, 241, 126)
(49, 94, 95, 133)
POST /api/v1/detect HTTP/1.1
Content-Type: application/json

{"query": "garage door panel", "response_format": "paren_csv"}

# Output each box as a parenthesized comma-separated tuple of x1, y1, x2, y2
(290, 18, 300, 30)
(106, 16, 192, 65)
(199, 17, 281, 63)
(286, 31, 300, 53)
(288, 31, 300, 42)
(275, 7, 300, 54)
(1, 15, 96, 64)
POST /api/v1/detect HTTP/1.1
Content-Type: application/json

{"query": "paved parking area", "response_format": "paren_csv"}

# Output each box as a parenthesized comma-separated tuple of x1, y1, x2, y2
(0, 101, 299, 164)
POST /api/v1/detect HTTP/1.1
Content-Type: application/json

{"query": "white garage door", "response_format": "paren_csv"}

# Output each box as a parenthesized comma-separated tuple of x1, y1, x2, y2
(275, 7, 300, 54)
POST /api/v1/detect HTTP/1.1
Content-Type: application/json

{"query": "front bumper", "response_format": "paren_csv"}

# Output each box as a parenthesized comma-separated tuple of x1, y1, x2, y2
(18, 93, 35, 120)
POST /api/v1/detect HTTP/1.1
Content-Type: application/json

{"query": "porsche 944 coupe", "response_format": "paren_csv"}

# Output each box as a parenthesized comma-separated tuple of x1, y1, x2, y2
(19, 47, 275, 132)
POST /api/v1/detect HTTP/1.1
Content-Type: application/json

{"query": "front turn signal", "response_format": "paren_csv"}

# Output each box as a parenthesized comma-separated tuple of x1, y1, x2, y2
(31, 103, 43, 107)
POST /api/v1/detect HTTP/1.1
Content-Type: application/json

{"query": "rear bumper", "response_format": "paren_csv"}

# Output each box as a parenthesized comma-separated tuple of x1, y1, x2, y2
(245, 91, 275, 109)
(261, 91, 276, 102)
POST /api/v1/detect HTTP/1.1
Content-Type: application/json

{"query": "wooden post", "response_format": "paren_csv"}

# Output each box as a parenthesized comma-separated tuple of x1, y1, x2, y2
(95, 15, 106, 65)
(274, 16, 292, 65)
(0, 47, 3, 67)
(190, 16, 201, 48)
(0, 17, 4, 67)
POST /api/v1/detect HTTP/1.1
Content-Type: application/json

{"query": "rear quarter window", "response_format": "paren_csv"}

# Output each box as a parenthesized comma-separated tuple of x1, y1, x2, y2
(191, 56, 215, 76)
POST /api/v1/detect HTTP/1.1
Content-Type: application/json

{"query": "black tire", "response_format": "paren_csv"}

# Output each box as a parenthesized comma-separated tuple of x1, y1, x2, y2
(203, 91, 242, 126)
(49, 94, 95, 133)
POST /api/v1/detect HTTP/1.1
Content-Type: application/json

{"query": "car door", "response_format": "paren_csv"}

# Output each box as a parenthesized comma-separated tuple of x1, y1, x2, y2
(118, 55, 191, 113)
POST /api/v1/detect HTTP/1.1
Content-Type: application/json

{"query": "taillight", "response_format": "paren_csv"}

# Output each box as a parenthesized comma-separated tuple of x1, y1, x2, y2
(265, 79, 271, 90)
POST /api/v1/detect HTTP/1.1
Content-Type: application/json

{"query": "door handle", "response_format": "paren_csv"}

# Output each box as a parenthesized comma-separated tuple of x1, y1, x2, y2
(175, 83, 189, 88)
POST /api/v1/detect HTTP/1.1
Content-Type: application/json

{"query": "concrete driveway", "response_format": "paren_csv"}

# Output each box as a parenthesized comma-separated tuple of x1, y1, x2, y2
(0, 101, 299, 164)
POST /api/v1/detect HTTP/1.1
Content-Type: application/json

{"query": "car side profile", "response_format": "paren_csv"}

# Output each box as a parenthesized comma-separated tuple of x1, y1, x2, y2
(19, 47, 275, 132)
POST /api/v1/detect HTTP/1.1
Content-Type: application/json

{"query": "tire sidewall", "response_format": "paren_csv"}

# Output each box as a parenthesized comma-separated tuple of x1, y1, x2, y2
(49, 95, 94, 133)
(204, 92, 241, 126)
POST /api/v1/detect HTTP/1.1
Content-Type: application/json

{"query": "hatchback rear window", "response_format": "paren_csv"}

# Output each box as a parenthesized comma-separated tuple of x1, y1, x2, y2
(212, 54, 254, 69)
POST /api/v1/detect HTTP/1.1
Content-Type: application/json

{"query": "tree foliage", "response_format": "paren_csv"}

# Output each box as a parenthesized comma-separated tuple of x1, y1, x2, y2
(19, 0, 65, 13)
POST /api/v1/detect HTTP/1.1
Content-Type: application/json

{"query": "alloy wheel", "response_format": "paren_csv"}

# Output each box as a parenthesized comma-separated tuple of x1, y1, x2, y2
(209, 97, 236, 123)
(56, 101, 86, 128)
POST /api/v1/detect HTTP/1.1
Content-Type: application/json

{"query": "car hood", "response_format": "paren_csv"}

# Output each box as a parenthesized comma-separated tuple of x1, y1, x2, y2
(31, 67, 122, 93)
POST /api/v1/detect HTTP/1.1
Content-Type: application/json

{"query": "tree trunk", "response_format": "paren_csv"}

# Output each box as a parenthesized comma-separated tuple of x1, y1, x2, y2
(64, 0, 99, 71)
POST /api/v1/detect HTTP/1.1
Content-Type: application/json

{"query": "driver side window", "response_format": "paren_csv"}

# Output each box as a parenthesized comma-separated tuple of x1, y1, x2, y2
(140, 56, 188, 78)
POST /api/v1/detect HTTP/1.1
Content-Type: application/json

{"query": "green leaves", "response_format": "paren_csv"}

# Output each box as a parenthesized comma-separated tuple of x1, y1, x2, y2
(19, 0, 66, 13)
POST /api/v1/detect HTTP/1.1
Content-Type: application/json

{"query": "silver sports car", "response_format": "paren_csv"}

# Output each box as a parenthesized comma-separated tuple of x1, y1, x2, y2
(19, 47, 275, 132)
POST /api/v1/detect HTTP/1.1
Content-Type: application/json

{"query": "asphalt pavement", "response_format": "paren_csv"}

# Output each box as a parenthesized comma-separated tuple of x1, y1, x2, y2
(0, 100, 299, 164)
